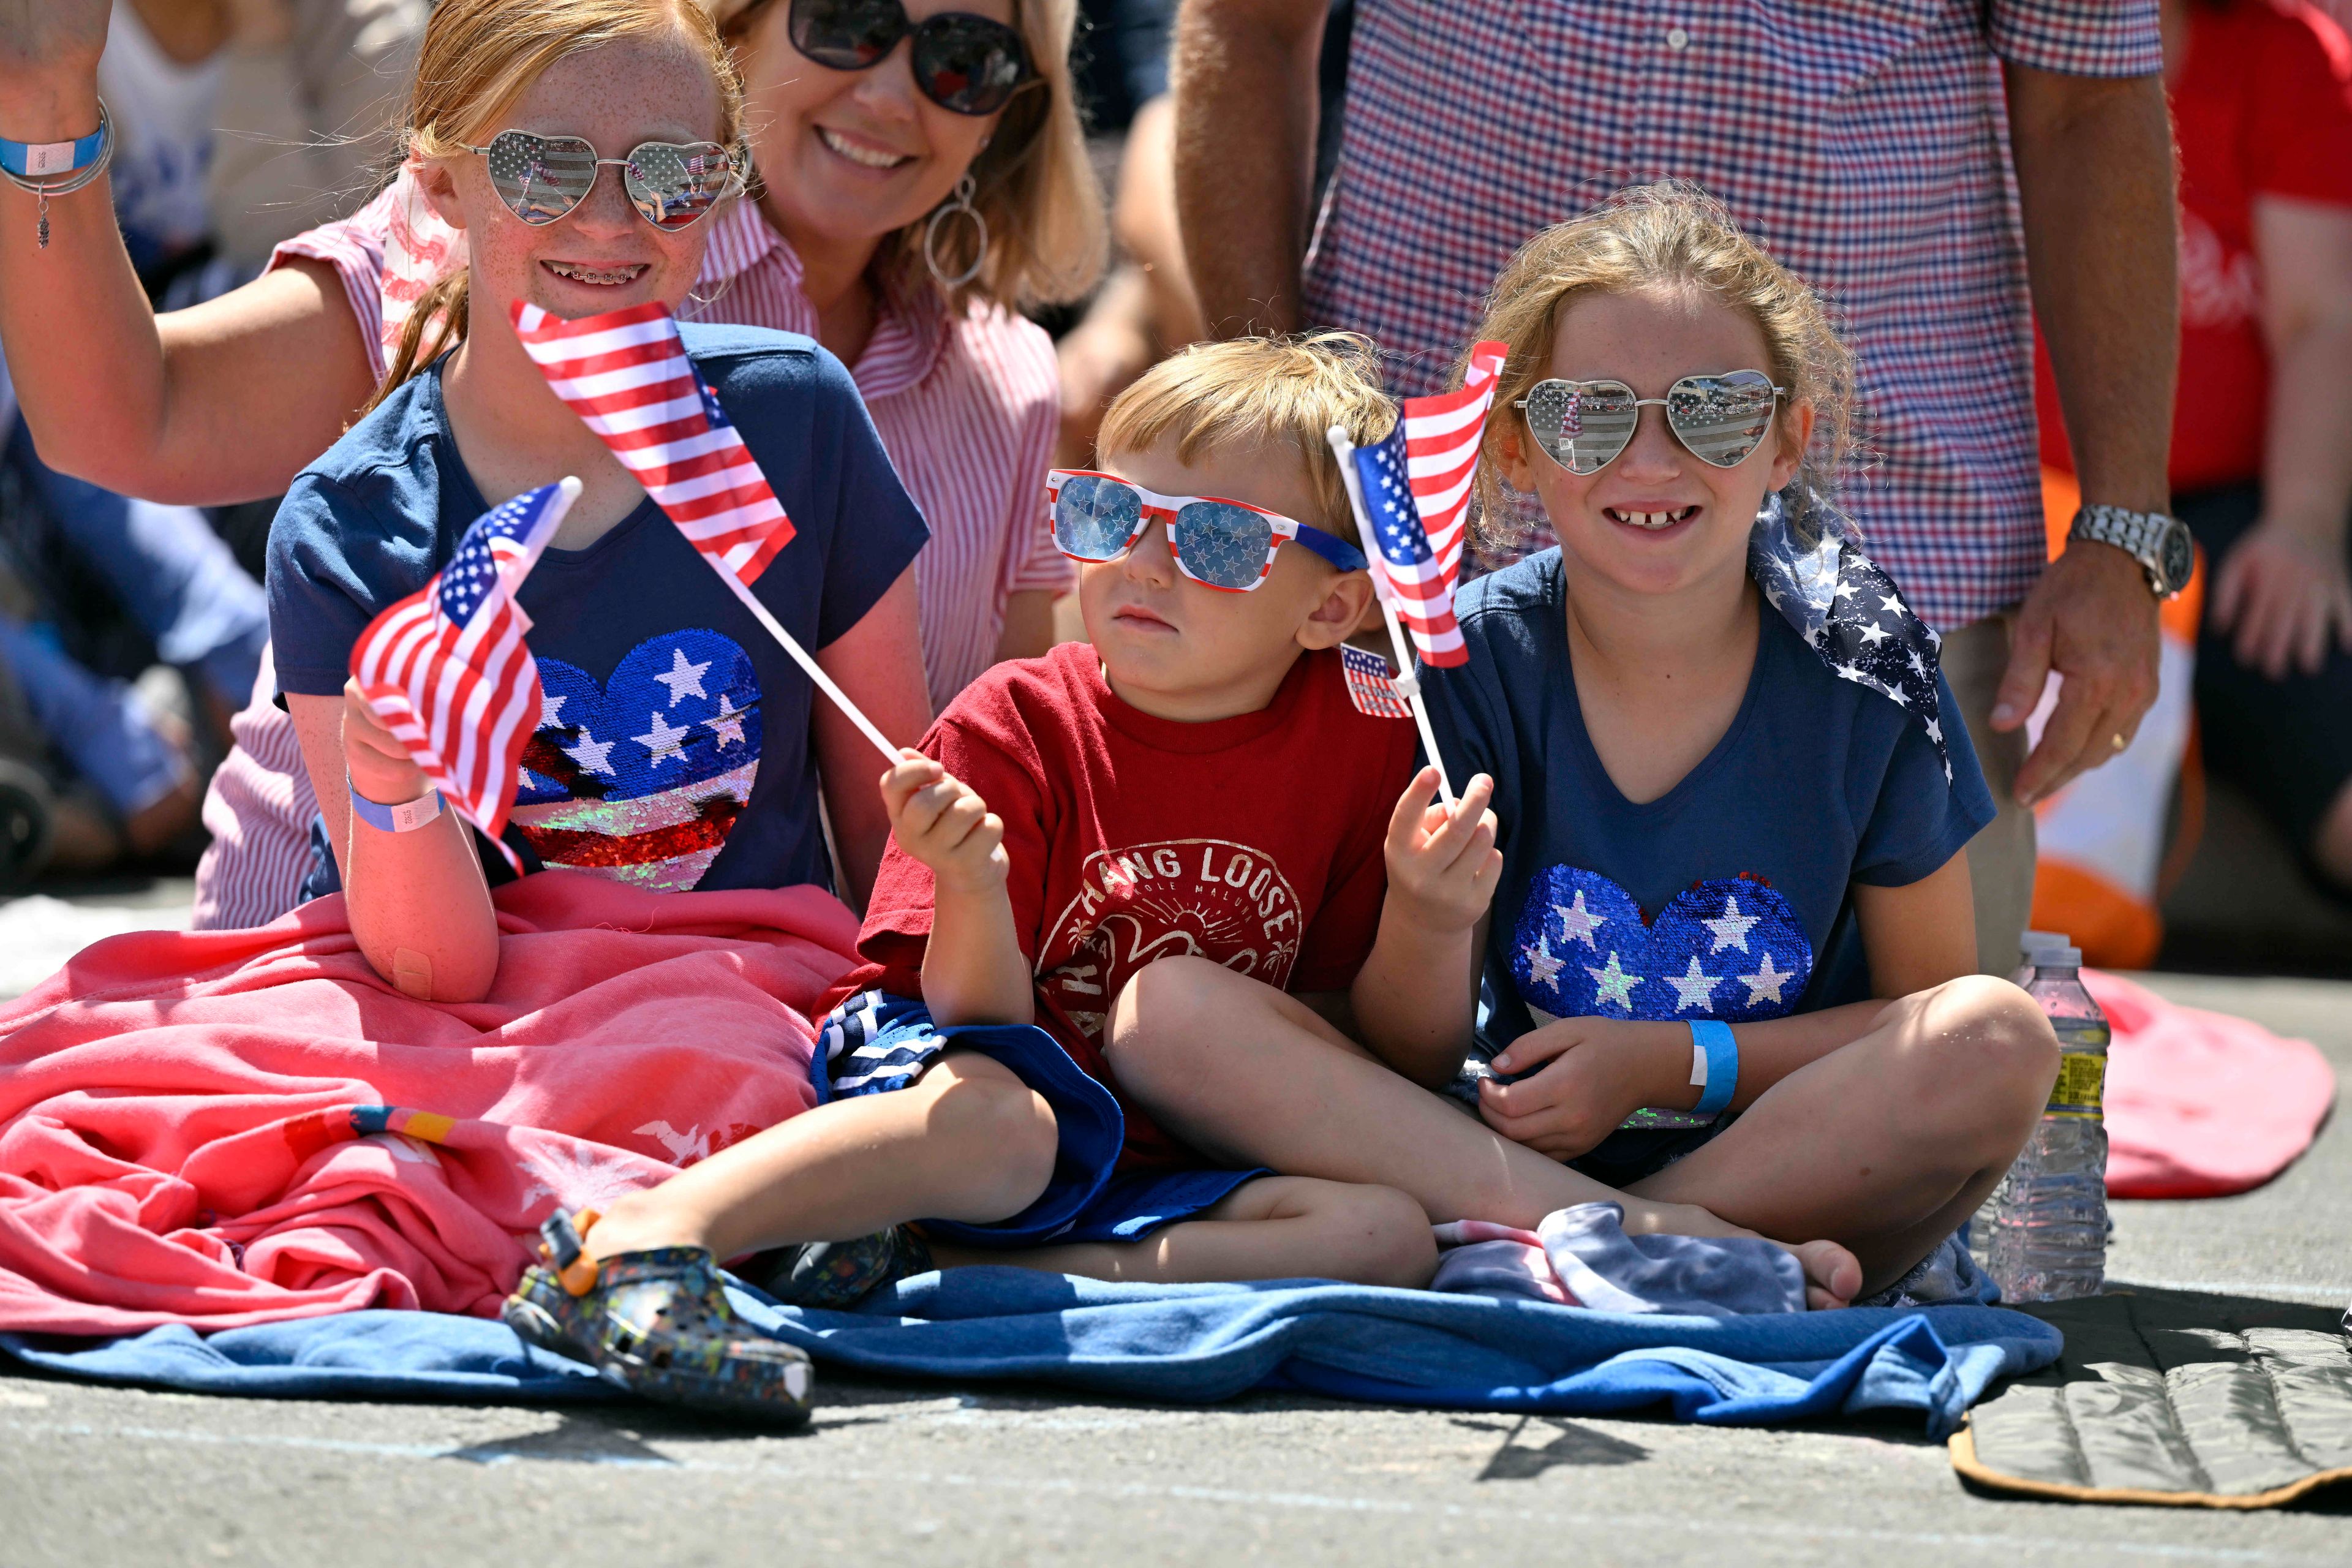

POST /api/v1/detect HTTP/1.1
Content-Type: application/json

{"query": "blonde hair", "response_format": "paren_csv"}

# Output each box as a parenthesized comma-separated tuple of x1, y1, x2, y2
(714, 0, 1106, 312)
(1098, 333, 1393, 539)
(1466, 181, 1859, 549)
(367, 0, 747, 413)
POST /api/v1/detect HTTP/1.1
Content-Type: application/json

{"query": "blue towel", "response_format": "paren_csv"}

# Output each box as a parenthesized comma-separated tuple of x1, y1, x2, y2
(2, 1267, 2057, 1439)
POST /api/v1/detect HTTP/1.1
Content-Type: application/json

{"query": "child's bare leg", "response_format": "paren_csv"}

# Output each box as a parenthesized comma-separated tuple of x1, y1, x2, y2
(935, 1176, 1438, 1287)
(1629, 976, 2056, 1295)
(1102, 957, 1861, 1305)
(583, 1050, 1058, 1262)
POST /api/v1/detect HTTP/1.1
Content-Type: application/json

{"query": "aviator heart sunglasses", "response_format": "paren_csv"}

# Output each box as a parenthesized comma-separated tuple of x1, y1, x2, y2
(1517, 370, 1789, 475)
(783, 0, 1036, 116)
(1047, 470, 1368, 592)
(463, 130, 747, 230)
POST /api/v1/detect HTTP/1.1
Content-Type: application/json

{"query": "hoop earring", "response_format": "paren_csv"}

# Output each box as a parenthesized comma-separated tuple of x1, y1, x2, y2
(924, 174, 988, 292)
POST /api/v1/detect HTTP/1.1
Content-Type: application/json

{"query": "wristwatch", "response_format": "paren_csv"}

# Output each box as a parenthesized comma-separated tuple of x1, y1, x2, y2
(2068, 504, 2195, 600)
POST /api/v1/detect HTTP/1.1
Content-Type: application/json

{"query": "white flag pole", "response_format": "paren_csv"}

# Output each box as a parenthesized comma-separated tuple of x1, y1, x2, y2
(698, 552, 902, 763)
(1327, 424, 1457, 809)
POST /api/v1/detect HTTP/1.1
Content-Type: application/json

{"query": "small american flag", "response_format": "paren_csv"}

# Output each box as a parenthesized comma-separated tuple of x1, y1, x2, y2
(349, 480, 576, 871)
(1340, 644, 1413, 720)
(1350, 341, 1508, 670)
(510, 300, 794, 582)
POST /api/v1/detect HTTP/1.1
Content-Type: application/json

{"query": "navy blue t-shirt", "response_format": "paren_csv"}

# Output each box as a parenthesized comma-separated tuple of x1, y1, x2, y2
(268, 323, 929, 895)
(1420, 549, 1994, 1052)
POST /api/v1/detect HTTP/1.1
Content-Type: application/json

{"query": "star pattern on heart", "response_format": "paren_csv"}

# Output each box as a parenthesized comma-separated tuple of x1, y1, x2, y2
(1510, 865, 1812, 1024)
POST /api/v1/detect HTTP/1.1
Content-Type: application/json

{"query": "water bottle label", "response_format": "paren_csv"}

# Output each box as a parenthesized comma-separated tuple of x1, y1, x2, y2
(2045, 1051, 2106, 1118)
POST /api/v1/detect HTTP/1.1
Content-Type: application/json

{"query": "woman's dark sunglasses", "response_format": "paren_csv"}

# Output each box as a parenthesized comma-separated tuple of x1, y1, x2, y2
(788, 0, 1035, 116)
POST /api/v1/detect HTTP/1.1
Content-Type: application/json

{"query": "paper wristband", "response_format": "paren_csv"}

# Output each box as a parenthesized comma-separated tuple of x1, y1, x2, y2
(347, 776, 445, 834)
(1688, 1020, 1738, 1119)
(0, 126, 105, 180)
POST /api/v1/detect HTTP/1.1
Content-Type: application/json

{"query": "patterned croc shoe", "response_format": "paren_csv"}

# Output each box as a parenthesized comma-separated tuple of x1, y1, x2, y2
(579, 1247, 815, 1425)
(500, 1212, 813, 1426)
(739, 1226, 934, 1311)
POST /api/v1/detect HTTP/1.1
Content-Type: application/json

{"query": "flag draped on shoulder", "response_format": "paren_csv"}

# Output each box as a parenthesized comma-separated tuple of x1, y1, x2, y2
(511, 300, 794, 582)
(1349, 341, 1506, 669)
(349, 480, 577, 870)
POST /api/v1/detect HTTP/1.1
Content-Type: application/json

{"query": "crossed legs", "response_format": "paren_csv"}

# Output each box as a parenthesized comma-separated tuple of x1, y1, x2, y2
(1104, 957, 2054, 1298)
(582, 1046, 1435, 1287)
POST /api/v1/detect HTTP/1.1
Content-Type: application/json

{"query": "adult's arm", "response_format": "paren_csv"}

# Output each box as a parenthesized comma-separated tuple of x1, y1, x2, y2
(2207, 198, 2352, 677)
(1171, 0, 1327, 337)
(1993, 64, 2175, 804)
(813, 566, 933, 911)
(992, 588, 1060, 665)
(0, 4, 375, 503)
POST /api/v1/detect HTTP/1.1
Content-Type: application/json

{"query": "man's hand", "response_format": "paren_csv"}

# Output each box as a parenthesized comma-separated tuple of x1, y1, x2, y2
(341, 678, 430, 807)
(1991, 542, 2161, 805)
(1382, 767, 1502, 935)
(1476, 1017, 1688, 1161)
(880, 750, 1007, 894)
(2211, 515, 2352, 680)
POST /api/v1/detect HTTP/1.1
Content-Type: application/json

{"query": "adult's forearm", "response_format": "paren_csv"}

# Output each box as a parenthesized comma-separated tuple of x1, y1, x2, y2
(2007, 67, 2177, 514)
(1172, 0, 1325, 337)
(2261, 321, 2352, 538)
(0, 75, 176, 483)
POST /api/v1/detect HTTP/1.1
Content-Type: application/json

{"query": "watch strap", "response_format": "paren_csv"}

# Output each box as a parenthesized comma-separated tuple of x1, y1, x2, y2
(347, 775, 445, 834)
(2070, 503, 2181, 597)
(0, 124, 106, 180)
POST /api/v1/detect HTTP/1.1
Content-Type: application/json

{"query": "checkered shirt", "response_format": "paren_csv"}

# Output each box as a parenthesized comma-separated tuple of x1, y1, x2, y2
(1303, 0, 2161, 630)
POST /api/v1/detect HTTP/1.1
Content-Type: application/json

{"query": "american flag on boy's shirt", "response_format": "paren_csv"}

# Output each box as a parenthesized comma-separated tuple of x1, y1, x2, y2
(510, 300, 794, 582)
(349, 481, 575, 871)
(1340, 644, 1414, 720)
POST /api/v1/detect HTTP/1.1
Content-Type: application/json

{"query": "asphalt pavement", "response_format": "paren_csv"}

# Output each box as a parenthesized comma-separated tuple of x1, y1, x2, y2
(2, 888, 2347, 1566)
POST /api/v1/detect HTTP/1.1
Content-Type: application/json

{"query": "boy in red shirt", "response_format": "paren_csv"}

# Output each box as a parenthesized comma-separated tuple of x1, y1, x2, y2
(507, 337, 1504, 1415)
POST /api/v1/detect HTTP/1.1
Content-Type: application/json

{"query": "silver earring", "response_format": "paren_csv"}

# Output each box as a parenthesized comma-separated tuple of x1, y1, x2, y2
(924, 173, 988, 291)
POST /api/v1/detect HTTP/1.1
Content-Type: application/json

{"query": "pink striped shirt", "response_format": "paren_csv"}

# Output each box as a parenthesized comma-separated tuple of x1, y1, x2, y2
(193, 176, 1068, 929)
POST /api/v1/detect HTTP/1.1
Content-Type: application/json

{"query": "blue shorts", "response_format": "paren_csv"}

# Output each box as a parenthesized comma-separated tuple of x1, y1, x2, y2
(812, 991, 1266, 1247)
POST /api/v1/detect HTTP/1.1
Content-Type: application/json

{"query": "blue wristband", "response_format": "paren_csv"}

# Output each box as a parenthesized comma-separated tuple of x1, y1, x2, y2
(1689, 1020, 1738, 1119)
(347, 775, 443, 834)
(0, 123, 106, 181)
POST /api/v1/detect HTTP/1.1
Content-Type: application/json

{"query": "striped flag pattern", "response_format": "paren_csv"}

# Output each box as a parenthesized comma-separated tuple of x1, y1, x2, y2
(511, 300, 794, 582)
(349, 481, 575, 871)
(1349, 341, 1508, 670)
(1400, 340, 1507, 583)
(1339, 644, 1414, 720)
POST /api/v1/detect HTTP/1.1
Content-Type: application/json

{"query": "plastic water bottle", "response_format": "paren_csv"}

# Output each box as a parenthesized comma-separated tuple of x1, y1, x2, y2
(1972, 935, 2110, 1302)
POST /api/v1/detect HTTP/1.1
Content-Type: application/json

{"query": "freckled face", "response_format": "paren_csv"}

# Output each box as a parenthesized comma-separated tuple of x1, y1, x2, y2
(426, 32, 725, 321)
(1503, 285, 1811, 601)
(733, 0, 1017, 253)
(1078, 439, 1357, 709)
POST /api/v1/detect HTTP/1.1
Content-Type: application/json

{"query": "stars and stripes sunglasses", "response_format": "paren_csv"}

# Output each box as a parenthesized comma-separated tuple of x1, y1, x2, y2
(1516, 371, 1789, 475)
(1047, 470, 1368, 592)
(462, 130, 748, 231)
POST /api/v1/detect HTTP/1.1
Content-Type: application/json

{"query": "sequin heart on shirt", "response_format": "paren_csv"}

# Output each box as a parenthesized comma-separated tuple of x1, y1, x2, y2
(1509, 864, 1814, 1024)
(512, 628, 763, 891)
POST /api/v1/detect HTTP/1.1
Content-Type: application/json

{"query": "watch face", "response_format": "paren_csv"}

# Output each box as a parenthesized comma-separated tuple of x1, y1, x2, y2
(2159, 518, 2196, 593)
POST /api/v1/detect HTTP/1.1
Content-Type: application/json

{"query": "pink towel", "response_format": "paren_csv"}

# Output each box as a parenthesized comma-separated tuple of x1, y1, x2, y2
(2089, 970, 2336, 1200)
(0, 873, 858, 1336)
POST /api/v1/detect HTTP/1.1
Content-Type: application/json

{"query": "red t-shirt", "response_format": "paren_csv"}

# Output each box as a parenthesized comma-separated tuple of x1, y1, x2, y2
(2036, 0, 2352, 493)
(837, 641, 1420, 1168)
